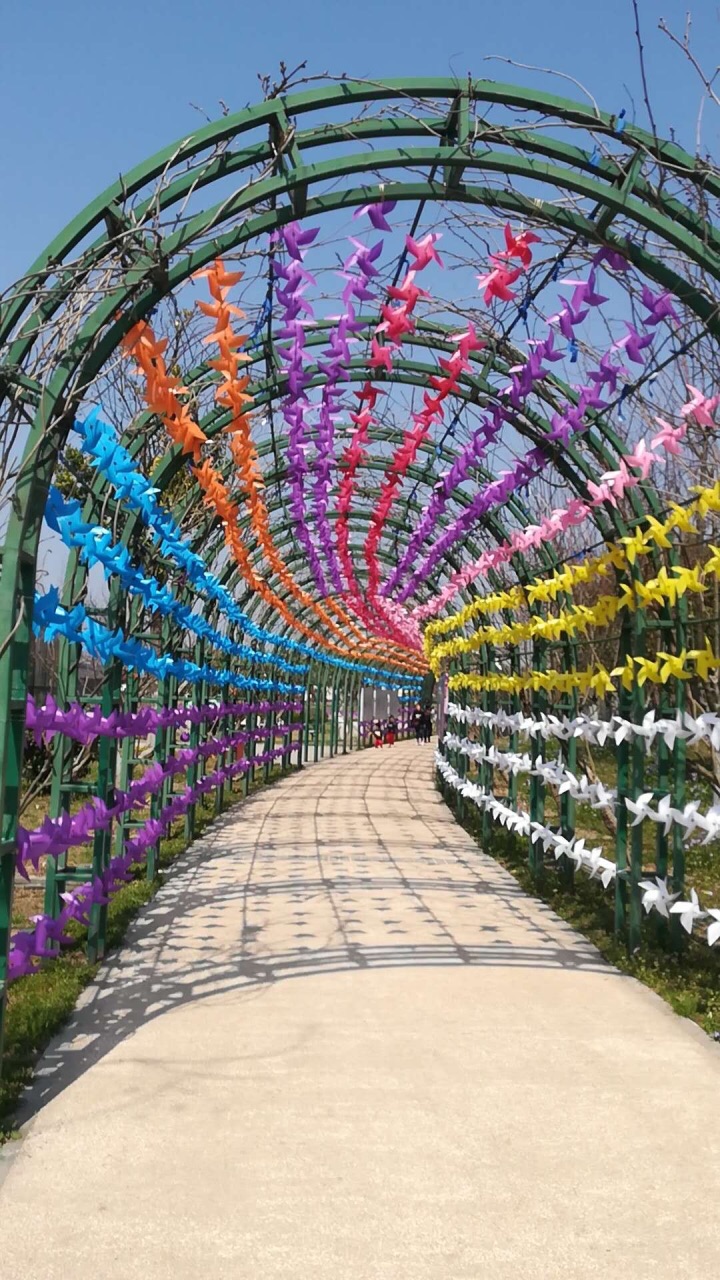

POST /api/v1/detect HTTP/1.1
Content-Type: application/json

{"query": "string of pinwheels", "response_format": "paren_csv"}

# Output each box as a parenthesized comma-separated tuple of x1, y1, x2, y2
(446, 702, 720, 754)
(8, 740, 295, 981)
(122, 285, 425, 673)
(436, 755, 720, 947)
(71, 409, 421, 690)
(444, 730, 720, 843)
(25, 695, 302, 747)
(15, 722, 302, 878)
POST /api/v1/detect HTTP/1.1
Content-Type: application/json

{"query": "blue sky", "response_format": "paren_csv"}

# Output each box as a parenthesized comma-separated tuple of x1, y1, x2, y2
(1, 0, 718, 290)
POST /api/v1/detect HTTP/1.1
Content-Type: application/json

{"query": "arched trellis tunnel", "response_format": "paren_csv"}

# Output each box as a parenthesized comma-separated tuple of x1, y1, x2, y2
(1, 75, 720, 1070)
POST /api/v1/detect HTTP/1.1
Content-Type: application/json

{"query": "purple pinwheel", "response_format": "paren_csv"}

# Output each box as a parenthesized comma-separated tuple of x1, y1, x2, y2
(548, 298, 590, 341)
(614, 322, 654, 365)
(593, 245, 630, 273)
(279, 221, 320, 262)
(353, 199, 397, 232)
(560, 272, 609, 310)
(640, 285, 679, 327)
(588, 351, 627, 394)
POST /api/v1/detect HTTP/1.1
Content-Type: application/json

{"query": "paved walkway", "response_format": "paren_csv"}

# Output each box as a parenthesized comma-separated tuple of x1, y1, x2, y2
(2, 742, 720, 1278)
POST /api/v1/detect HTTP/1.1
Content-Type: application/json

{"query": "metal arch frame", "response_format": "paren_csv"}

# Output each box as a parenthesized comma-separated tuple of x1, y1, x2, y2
(1, 78, 717, 1056)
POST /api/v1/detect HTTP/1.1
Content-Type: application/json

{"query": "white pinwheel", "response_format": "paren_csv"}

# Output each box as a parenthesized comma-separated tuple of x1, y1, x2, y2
(613, 717, 636, 745)
(706, 909, 720, 947)
(531, 822, 555, 849)
(635, 710, 659, 751)
(586, 848, 616, 888)
(589, 778, 609, 808)
(675, 801, 702, 838)
(700, 806, 720, 845)
(660, 715, 691, 750)
(655, 794, 681, 835)
(625, 792, 656, 826)
(548, 714, 570, 741)
(670, 888, 705, 935)
(702, 713, 720, 752)
(638, 877, 677, 918)
(682, 712, 708, 747)
(566, 837, 588, 869)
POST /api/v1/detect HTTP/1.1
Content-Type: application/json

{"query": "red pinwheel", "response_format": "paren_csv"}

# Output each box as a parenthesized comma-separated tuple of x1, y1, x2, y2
(387, 271, 430, 312)
(369, 337, 393, 372)
(495, 222, 541, 267)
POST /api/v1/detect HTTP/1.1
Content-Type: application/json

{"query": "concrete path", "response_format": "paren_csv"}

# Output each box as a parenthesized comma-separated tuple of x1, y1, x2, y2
(2, 742, 720, 1278)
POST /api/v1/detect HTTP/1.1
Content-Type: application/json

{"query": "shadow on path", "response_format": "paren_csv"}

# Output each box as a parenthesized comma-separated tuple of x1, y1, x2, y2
(16, 743, 612, 1126)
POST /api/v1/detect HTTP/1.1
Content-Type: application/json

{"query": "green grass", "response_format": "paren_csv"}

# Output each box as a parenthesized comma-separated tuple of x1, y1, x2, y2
(0, 764, 292, 1141)
(443, 780, 720, 1040)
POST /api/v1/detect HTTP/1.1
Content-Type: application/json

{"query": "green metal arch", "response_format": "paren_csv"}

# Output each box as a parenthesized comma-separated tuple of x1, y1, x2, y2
(1, 75, 717, 1037)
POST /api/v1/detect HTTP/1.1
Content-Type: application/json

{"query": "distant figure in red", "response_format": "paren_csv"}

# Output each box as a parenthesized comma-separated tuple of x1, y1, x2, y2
(384, 715, 397, 746)
(373, 720, 384, 748)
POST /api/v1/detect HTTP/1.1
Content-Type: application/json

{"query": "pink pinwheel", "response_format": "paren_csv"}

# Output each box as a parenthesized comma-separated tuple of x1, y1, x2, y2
(354, 199, 397, 231)
(565, 497, 592, 525)
(452, 323, 485, 360)
(586, 480, 617, 507)
(681, 384, 718, 427)
(625, 440, 654, 480)
(405, 232, 443, 269)
(651, 418, 685, 457)
(477, 264, 522, 304)
(494, 223, 541, 267)
(602, 461, 636, 499)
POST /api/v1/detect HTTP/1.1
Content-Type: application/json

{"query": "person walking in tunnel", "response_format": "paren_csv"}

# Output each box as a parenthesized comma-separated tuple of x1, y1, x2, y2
(421, 705, 433, 743)
(384, 714, 398, 746)
(411, 704, 423, 743)
(372, 720, 384, 748)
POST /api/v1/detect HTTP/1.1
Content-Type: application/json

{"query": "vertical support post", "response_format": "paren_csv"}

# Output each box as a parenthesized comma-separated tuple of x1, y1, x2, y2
(507, 647, 520, 813)
(528, 638, 547, 879)
(0, 554, 35, 1062)
(329, 669, 340, 757)
(44, 628, 81, 929)
(302, 666, 314, 764)
(185, 639, 206, 842)
(86, 649, 122, 961)
(244, 675, 257, 795)
(670, 603, 687, 949)
(342, 668, 350, 754)
(313, 670, 323, 762)
(556, 633, 578, 890)
(264, 702, 276, 783)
